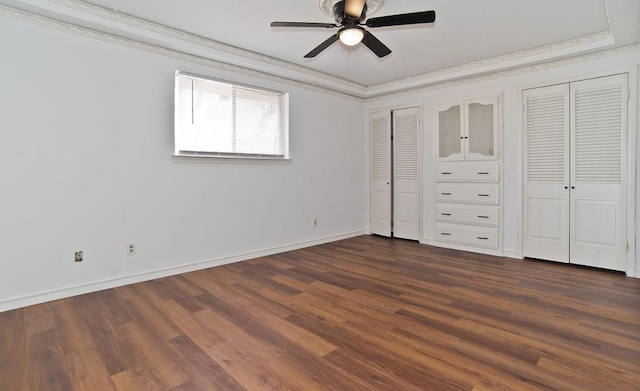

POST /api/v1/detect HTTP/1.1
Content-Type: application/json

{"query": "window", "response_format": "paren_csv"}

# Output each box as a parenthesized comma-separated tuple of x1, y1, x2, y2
(174, 71, 289, 159)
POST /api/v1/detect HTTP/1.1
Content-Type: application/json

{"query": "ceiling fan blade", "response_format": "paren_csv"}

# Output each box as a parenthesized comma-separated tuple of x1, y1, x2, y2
(344, 0, 366, 18)
(271, 21, 337, 28)
(361, 31, 391, 58)
(366, 10, 436, 28)
(304, 34, 339, 58)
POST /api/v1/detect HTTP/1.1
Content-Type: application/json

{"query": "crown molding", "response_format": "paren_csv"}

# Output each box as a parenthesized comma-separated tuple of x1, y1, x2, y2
(366, 31, 617, 97)
(0, 4, 366, 101)
(7, 0, 369, 96)
(0, 0, 634, 101)
(366, 43, 640, 101)
(48, 0, 365, 89)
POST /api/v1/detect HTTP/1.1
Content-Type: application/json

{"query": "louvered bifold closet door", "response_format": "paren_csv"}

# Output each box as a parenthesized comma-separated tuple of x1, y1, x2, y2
(569, 74, 628, 271)
(370, 110, 392, 237)
(393, 107, 420, 240)
(523, 84, 571, 263)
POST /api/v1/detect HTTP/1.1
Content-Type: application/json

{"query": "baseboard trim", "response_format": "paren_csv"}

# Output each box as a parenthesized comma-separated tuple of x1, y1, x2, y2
(420, 238, 435, 246)
(0, 230, 365, 313)
(427, 240, 504, 257)
(502, 250, 522, 260)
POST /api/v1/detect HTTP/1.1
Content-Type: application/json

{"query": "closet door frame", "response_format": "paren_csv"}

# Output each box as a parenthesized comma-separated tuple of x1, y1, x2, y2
(367, 104, 424, 241)
(519, 67, 637, 277)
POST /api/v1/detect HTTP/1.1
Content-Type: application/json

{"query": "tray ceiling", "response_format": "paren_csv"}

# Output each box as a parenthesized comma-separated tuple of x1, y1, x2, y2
(1, 0, 638, 96)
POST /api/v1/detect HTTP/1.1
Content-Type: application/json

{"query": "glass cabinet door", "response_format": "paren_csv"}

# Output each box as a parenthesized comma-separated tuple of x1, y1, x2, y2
(436, 103, 464, 161)
(466, 96, 499, 160)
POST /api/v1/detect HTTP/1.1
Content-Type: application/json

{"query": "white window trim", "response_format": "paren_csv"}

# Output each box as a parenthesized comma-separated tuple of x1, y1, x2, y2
(174, 71, 290, 160)
(171, 154, 292, 164)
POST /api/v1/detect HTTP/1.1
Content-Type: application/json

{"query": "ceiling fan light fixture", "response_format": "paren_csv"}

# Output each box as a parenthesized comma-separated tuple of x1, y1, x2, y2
(338, 27, 364, 46)
(319, 0, 383, 17)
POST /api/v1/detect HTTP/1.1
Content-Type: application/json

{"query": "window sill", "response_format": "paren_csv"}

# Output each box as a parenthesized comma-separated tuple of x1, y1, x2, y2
(172, 154, 292, 164)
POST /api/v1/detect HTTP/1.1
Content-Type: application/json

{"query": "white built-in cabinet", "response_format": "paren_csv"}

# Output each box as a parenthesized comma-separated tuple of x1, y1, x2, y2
(434, 95, 502, 255)
(523, 74, 629, 272)
(436, 96, 499, 161)
(370, 107, 421, 241)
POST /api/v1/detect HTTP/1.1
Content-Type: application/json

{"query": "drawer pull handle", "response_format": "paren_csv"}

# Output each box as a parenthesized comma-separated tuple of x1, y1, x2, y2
(441, 232, 451, 236)
(478, 194, 490, 197)
(477, 237, 489, 240)
(441, 213, 451, 216)
(441, 192, 452, 196)
(441, 172, 452, 175)
(478, 172, 489, 175)
(477, 215, 489, 219)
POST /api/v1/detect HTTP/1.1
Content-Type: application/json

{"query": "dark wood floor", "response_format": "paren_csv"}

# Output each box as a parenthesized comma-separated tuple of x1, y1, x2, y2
(1, 235, 639, 390)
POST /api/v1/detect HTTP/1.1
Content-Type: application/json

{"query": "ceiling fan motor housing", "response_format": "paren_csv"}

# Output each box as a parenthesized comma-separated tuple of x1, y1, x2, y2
(333, 0, 367, 25)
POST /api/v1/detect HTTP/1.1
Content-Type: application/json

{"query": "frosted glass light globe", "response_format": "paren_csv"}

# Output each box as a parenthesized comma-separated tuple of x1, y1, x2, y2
(339, 27, 364, 46)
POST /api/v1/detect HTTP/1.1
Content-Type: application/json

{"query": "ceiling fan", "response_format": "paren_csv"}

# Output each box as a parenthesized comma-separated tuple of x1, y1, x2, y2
(270, 0, 436, 58)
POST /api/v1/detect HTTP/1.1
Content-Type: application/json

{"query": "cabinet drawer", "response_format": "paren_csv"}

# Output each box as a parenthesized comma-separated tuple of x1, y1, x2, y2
(436, 184, 499, 205)
(436, 204, 499, 227)
(436, 224, 499, 249)
(436, 161, 499, 182)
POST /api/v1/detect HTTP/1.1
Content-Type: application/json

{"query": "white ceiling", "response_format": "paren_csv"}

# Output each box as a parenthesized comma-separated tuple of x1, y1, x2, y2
(1, 0, 639, 95)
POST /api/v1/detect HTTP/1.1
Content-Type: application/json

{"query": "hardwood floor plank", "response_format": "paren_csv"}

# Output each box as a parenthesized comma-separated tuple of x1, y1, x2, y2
(194, 309, 294, 390)
(168, 335, 247, 391)
(228, 282, 296, 319)
(287, 313, 472, 391)
(194, 293, 372, 391)
(142, 278, 205, 313)
(50, 300, 95, 354)
(258, 289, 348, 325)
(71, 294, 139, 376)
(121, 321, 190, 389)
(387, 328, 548, 391)
(0, 309, 27, 390)
(63, 348, 117, 391)
(246, 304, 338, 357)
(158, 300, 227, 350)
(27, 329, 73, 391)
(111, 366, 164, 391)
(322, 348, 426, 391)
(124, 294, 183, 341)
(24, 304, 56, 336)
(1, 235, 639, 390)
(536, 356, 638, 390)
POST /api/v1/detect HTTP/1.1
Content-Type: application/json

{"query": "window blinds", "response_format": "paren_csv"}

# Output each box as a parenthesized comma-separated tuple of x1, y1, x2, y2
(175, 72, 287, 158)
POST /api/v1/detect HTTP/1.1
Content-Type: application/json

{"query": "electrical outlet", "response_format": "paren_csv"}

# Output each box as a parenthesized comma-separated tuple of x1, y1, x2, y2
(74, 251, 83, 262)
(313, 219, 318, 227)
(127, 243, 136, 256)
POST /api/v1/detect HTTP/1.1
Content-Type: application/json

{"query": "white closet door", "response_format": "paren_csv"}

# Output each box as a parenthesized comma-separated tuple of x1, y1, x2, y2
(370, 110, 392, 237)
(523, 84, 570, 263)
(393, 107, 420, 240)
(569, 74, 628, 271)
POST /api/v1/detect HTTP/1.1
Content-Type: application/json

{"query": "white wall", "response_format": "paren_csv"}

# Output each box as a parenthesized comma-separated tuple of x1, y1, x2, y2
(0, 18, 365, 311)
(365, 50, 640, 274)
